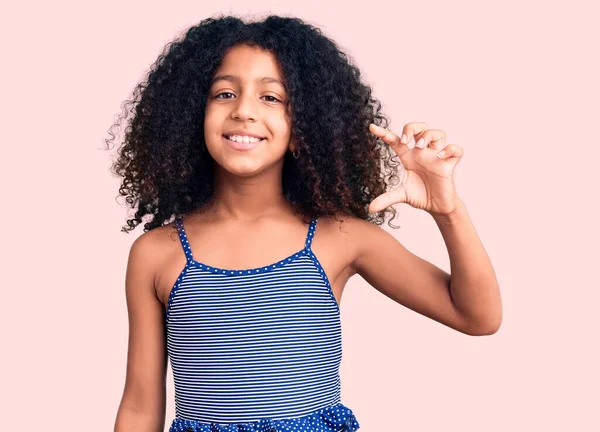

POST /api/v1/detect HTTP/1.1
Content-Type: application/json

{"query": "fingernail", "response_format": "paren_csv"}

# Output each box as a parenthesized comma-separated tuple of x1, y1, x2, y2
(400, 134, 408, 144)
(437, 150, 445, 158)
(416, 138, 425, 148)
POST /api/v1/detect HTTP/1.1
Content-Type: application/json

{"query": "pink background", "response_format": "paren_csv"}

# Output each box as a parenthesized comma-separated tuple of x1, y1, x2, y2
(3, 0, 598, 430)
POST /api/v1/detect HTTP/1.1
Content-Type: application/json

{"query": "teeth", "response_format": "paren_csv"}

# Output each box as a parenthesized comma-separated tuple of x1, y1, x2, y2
(226, 135, 263, 143)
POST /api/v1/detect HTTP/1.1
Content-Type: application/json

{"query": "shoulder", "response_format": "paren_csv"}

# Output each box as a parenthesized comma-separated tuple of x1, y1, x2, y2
(129, 221, 178, 259)
(316, 213, 382, 274)
(317, 212, 373, 238)
(127, 221, 180, 291)
(318, 212, 415, 275)
(317, 212, 383, 236)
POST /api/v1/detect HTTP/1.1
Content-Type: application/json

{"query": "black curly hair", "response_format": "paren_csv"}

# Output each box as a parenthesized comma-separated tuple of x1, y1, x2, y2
(104, 13, 403, 233)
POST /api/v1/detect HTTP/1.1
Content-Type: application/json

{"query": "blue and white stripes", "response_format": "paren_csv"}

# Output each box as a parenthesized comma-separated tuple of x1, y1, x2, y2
(165, 216, 359, 431)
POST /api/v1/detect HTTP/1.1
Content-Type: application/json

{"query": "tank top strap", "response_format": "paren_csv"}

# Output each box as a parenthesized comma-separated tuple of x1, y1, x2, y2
(304, 217, 318, 251)
(174, 216, 194, 263)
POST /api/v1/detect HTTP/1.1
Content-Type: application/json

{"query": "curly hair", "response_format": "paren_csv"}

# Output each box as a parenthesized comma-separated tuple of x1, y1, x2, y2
(104, 14, 403, 233)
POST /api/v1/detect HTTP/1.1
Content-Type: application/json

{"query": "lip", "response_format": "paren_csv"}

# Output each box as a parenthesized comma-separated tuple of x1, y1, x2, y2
(222, 135, 264, 151)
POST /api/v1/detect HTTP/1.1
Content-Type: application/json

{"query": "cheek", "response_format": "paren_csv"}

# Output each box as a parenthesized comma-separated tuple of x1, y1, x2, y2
(203, 108, 217, 131)
(271, 115, 292, 140)
(203, 112, 224, 144)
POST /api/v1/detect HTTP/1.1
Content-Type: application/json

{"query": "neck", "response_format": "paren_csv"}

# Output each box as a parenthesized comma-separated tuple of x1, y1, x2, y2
(206, 164, 298, 222)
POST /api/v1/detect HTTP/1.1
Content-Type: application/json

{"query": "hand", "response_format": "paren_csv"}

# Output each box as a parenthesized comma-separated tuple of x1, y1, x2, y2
(368, 121, 464, 217)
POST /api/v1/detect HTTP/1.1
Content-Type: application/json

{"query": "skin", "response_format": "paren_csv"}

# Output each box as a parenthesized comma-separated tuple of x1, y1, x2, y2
(115, 44, 502, 431)
(153, 45, 355, 311)
(115, 45, 357, 431)
(204, 44, 295, 186)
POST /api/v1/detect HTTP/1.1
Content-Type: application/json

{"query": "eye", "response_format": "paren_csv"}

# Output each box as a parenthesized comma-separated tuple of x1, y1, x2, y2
(215, 92, 235, 99)
(262, 95, 281, 103)
(213, 92, 282, 103)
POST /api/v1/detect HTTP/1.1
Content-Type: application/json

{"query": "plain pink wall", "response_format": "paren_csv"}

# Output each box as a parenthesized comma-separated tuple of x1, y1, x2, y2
(3, 1, 598, 431)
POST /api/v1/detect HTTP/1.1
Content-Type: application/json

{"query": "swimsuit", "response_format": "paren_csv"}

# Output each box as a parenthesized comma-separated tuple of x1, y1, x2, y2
(166, 215, 360, 432)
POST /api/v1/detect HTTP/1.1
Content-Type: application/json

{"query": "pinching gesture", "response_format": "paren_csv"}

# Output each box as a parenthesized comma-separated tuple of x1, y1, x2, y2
(368, 122, 464, 217)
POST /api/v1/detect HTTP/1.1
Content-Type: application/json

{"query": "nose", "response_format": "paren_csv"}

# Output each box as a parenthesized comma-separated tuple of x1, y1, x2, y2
(230, 92, 258, 122)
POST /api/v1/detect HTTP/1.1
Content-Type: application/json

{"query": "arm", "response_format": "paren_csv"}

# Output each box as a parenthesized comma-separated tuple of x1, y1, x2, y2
(348, 200, 502, 336)
(431, 199, 502, 335)
(114, 233, 167, 432)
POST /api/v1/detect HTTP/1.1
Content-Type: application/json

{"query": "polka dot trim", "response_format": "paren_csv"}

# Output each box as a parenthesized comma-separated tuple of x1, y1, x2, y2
(305, 217, 317, 249)
(174, 216, 318, 277)
(167, 402, 359, 432)
(189, 249, 309, 275)
(166, 216, 321, 325)
(175, 217, 194, 262)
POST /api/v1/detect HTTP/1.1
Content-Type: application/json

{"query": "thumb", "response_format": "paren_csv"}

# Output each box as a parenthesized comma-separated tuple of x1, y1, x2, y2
(368, 188, 406, 213)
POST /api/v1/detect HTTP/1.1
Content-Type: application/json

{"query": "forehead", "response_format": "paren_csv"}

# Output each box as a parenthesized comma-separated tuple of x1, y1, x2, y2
(212, 45, 284, 83)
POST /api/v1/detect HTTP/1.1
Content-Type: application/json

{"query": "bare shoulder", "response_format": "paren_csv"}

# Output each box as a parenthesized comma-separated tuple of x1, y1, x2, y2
(128, 222, 179, 291)
(134, 222, 186, 303)
(315, 213, 375, 277)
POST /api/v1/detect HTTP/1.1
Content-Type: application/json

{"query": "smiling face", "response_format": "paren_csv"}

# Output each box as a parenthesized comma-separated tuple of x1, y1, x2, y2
(204, 44, 293, 178)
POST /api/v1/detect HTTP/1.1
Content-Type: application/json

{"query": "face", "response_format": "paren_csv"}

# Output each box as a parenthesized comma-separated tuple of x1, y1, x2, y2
(204, 44, 292, 177)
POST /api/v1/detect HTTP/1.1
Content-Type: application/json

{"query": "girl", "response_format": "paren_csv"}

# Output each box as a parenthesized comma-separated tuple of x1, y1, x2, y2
(108, 14, 502, 432)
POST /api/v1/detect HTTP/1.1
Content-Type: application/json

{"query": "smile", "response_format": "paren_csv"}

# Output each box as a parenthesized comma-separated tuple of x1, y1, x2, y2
(223, 135, 265, 151)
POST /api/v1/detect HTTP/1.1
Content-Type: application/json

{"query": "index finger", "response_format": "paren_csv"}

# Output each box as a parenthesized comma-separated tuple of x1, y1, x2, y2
(369, 123, 411, 152)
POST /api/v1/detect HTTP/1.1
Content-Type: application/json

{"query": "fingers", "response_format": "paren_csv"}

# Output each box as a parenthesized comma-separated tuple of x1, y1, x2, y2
(369, 123, 405, 151)
(399, 122, 428, 149)
(370, 122, 447, 153)
(368, 189, 406, 213)
(403, 123, 446, 151)
(436, 143, 463, 160)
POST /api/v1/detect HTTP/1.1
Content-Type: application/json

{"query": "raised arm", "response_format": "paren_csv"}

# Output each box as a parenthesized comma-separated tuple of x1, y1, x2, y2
(359, 121, 502, 335)
(348, 205, 501, 336)
(114, 233, 167, 432)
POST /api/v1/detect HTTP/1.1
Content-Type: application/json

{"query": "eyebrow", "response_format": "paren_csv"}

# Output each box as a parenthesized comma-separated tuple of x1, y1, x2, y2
(210, 74, 286, 89)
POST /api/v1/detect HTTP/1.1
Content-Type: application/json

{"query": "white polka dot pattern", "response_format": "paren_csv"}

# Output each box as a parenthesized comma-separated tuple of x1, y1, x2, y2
(165, 216, 360, 431)
(169, 403, 359, 431)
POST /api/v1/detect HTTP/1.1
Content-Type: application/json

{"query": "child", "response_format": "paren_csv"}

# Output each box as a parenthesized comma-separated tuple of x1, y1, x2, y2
(108, 14, 502, 432)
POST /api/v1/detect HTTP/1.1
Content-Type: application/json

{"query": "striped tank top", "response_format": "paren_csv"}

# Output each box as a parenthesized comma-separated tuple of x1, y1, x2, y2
(165, 215, 360, 432)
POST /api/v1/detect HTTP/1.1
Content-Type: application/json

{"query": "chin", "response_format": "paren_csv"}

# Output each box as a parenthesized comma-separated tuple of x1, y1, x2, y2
(205, 141, 288, 177)
(215, 157, 268, 177)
